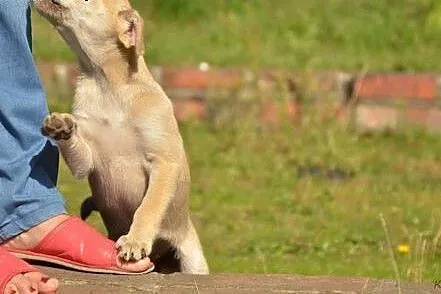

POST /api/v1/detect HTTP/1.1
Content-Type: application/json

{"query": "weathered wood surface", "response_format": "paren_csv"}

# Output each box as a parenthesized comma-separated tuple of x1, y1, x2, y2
(37, 265, 435, 294)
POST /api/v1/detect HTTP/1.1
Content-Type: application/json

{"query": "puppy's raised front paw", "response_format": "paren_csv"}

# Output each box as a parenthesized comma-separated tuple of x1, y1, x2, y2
(42, 113, 77, 140)
(115, 234, 153, 261)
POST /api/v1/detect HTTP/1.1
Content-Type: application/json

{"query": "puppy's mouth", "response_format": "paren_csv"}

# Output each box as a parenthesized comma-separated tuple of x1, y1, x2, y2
(32, 0, 65, 24)
(51, 0, 62, 6)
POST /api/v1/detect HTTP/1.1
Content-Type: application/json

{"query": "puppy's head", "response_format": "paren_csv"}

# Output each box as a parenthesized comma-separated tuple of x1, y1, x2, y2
(33, 0, 145, 62)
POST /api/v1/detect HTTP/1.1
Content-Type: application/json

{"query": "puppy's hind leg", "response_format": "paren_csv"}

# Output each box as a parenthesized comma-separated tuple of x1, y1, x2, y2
(175, 220, 209, 275)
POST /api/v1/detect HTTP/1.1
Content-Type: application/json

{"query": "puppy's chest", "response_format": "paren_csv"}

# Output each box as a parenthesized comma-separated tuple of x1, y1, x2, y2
(74, 83, 148, 163)
(78, 113, 142, 159)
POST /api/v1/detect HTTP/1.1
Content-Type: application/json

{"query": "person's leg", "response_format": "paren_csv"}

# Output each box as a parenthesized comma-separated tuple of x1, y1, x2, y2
(0, 0, 66, 243)
(0, 0, 153, 275)
(0, 3, 60, 292)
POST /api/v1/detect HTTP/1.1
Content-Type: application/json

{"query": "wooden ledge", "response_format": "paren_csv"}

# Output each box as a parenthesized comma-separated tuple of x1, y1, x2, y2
(37, 265, 434, 294)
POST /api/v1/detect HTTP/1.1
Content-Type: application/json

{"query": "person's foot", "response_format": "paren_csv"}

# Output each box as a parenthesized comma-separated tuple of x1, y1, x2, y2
(3, 214, 151, 273)
(0, 246, 58, 294)
(5, 271, 58, 294)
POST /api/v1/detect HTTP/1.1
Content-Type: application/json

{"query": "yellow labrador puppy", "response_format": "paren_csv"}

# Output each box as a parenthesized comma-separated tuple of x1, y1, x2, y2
(33, 0, 209, 274)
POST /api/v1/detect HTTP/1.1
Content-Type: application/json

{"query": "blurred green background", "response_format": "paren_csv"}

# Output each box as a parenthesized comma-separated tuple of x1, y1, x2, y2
(32, 0, 441, 283)
(33, 0, 441, 70)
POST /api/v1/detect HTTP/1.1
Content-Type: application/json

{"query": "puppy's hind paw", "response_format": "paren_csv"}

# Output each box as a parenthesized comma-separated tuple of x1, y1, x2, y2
(42, 112, 77, 140)
(115, 235, 152, 261)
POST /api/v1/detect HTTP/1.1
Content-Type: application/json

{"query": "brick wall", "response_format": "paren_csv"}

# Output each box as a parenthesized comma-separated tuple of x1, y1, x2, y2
(352, 74, 441, 131)
(36, 62, 441, 132)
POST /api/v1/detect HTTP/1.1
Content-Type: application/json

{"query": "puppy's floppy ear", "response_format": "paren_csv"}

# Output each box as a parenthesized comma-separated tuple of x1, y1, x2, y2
(117, 9, 145, 56)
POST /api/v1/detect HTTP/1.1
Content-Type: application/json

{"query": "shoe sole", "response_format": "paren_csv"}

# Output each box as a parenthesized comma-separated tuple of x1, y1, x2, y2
(9, 249, 155, 275)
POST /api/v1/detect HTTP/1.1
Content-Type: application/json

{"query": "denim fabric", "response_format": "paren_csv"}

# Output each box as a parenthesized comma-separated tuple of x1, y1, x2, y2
(0, 0, 66, 242)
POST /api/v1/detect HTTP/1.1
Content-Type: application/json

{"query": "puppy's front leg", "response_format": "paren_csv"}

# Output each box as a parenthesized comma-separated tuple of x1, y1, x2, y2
(42, 113, 93, 179)
(116, 159, 179, 261)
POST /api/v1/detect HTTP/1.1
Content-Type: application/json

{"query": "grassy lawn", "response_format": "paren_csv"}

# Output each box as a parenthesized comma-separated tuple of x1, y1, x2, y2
(32, 0, 441, 71)
(51, 99, 441, 283)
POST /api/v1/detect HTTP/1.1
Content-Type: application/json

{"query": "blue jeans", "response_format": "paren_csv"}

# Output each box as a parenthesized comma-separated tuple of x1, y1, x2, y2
(0, 0, 66, 242)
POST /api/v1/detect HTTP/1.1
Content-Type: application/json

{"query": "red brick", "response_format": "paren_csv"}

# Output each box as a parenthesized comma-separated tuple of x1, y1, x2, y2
(260, 100, 301, 125)
(36, 62, 55, 88)
(355, 74, 437, 101)
(36, 62, 79, 89)
(335, 105, 350, 123)
(427, 109, 441, 131)
(173, 99, 206, 121)
(356, 104, 398, 131)
(162, 68, 243, 89)
(261, 102, 279, 125)
(403, 107, 441, 130)
(405, 107, 430, 125)
(287, 100, 301, 121)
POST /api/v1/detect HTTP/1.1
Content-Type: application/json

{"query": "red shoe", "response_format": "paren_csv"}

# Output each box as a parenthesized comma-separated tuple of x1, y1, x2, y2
(0, 246, 36, 293)
(4, 216, 154, 275)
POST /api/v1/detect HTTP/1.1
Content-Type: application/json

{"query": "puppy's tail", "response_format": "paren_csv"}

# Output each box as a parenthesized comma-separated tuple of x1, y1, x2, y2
(80, 196, 97, 220)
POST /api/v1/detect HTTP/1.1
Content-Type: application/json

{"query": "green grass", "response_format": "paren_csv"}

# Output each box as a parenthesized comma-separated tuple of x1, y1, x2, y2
(53, 99, 441, 283)
(32, 0, 441, 71)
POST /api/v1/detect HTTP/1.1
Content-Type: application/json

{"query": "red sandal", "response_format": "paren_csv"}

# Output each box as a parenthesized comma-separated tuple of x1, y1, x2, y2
(4, 216, 154, 275)
(0, 246, 37, 293)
